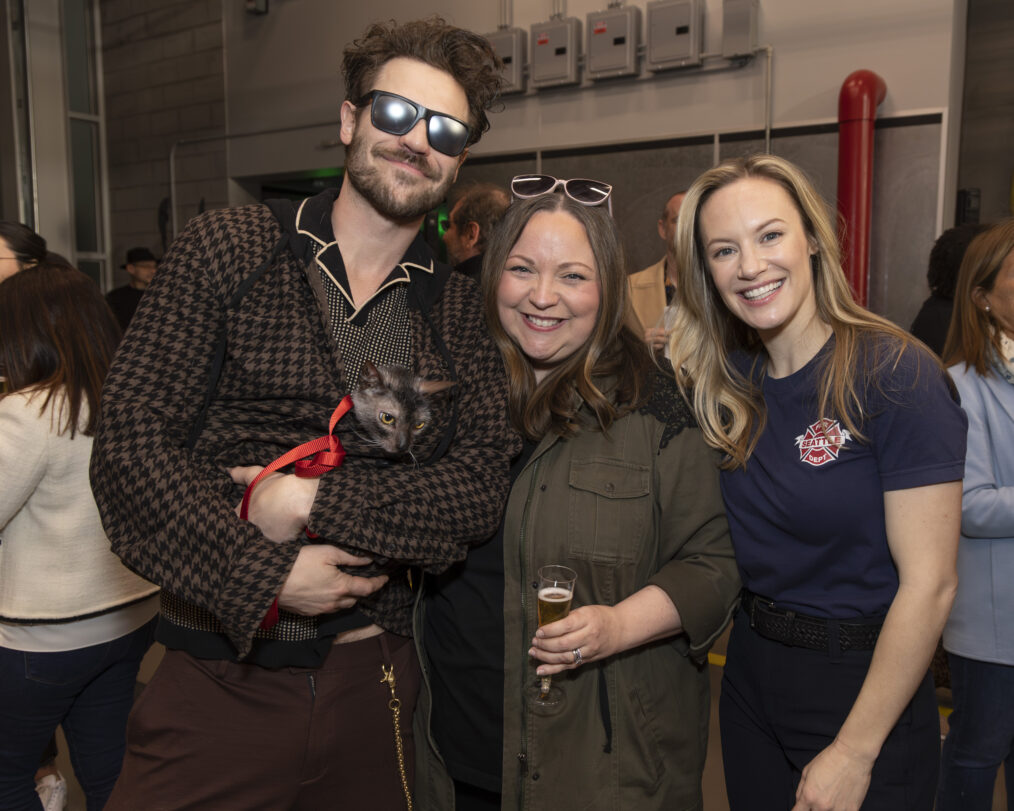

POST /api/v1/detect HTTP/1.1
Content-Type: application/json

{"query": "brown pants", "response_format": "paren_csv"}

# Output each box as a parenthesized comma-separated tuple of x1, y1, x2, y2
(106, 632, 420, 811)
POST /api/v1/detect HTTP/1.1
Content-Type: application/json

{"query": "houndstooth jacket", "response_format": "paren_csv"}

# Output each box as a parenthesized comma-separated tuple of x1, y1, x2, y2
(90, 202, 517, 660)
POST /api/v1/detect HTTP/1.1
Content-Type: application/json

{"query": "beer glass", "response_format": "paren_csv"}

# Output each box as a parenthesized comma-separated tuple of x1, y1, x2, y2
(529, 565, 577, 710)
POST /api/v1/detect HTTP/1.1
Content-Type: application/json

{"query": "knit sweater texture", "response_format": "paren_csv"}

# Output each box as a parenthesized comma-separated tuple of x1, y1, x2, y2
(90, 203, 518, 658)
(0, 390, 158, 623)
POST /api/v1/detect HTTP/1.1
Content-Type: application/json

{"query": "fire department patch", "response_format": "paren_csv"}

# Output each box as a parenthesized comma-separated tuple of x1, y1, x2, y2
(794, 418, 852, 467)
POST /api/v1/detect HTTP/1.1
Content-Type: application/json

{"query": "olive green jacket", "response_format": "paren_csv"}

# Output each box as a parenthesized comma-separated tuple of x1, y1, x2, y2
(415, 381, 739, 810)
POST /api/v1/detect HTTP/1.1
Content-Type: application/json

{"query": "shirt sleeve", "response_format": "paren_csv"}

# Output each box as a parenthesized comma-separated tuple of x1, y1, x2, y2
(647, 419, 740, 664)
(0, 394, 49, 529)
(950, 365, 1014, 537)
(868, 343, 967, 492)
(89, 212, 300, 654)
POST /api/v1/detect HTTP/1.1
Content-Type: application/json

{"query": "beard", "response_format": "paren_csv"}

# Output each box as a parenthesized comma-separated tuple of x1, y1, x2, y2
(344, 131, 457, 222)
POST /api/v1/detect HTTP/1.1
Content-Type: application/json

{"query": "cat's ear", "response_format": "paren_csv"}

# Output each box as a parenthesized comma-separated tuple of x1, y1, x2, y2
(417, 378, 455, 396)
(359, 360, 382, 389)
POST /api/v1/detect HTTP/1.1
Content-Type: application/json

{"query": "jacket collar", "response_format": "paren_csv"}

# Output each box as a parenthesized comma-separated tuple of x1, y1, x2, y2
(267, 187, 452, 317)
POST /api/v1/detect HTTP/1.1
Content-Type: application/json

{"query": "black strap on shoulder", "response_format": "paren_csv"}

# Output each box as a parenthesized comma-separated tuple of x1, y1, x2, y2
(185, 232, 290, 450)
(409, 283, 459, 466)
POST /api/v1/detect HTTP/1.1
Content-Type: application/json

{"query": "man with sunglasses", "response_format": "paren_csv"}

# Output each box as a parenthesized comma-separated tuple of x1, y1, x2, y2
(91, 18, 517, 810)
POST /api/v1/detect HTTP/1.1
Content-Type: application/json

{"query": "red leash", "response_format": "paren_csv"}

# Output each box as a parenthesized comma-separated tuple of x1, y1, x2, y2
(239, 395, 354, 629)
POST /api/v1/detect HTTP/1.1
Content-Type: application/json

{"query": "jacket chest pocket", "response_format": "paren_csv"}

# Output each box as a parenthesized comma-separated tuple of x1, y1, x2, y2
(567, 459, 651, 564)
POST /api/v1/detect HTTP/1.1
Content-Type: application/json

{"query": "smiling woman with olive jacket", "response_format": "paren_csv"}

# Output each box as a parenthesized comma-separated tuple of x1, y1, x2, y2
(415, 186, 739, 811)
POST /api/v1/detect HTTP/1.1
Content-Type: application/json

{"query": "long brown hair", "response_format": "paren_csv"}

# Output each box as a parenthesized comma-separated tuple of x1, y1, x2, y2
(671, 154, 924, 468)
(943, 217, 1014, 374)
(0, 263, 121, 436)
(481, 194, 653, 441)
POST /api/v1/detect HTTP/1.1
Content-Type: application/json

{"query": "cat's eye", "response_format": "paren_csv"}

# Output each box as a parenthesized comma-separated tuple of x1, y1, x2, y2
(414, 421, 426, 430)
(379, 412, 395, 425)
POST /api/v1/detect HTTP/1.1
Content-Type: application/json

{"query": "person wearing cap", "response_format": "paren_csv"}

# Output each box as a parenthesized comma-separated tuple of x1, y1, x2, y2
(105, 247, 158, 331)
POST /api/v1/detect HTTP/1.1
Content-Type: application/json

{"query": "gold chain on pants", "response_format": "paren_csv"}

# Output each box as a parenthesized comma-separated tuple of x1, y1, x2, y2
(381, 664, 413, 811)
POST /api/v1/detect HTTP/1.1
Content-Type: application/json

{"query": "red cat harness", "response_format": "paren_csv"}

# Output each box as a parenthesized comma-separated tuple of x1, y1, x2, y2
(238, 395, 354, 629)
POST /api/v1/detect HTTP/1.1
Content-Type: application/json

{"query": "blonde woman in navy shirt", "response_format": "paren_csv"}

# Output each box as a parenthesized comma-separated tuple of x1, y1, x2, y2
(671, 154, 966, 811)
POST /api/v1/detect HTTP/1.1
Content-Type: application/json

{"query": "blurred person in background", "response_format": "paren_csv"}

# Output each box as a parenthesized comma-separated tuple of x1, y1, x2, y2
(0, 264, 158, 811)
(911, 224, 988, 357)
(628, 190, 685, 354)
(105, 247, 158, 332)
(938, 218, 1014, 810)
(0, 221, 74, 810)
(442, 182, 510, 282)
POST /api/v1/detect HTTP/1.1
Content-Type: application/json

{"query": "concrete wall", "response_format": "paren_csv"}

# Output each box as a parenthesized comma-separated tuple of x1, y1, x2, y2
(958, 0, 1014, 224)
(222, 0, 964, 174)
(218, 0, 965, 327)
(101, 0, 227, 285)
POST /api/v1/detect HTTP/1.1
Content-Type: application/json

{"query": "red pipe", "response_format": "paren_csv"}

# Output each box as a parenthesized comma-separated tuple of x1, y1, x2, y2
(837, 70, 887, 306)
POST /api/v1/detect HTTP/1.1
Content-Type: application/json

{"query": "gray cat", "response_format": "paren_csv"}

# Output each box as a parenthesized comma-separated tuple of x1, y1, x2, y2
(350, 361, 454, 459)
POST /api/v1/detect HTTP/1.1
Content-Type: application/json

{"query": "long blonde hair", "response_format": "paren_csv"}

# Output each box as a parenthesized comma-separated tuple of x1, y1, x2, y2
(943, 217, 1014, 375)
(670, 154, 923, 468)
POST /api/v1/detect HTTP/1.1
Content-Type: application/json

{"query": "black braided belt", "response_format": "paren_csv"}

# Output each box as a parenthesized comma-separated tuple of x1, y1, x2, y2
(742, 590, 883, 653)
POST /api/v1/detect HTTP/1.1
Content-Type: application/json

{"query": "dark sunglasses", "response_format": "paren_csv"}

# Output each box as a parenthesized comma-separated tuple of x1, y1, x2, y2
(510, 175, 613, 215)
(358, 90, 471, 157)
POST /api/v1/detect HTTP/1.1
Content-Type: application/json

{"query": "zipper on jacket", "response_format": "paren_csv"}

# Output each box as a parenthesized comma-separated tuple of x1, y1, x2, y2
(517, 456, 542, 806)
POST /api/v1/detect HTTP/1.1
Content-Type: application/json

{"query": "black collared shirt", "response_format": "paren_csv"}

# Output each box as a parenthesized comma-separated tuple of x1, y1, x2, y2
(295, 188, 436, 389)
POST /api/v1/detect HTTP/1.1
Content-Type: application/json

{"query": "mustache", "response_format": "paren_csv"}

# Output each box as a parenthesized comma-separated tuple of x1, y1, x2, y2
(372, 145, 439, 179)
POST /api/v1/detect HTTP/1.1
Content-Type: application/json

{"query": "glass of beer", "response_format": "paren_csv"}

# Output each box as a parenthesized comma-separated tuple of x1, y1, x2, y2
(529, 564, 578, 710)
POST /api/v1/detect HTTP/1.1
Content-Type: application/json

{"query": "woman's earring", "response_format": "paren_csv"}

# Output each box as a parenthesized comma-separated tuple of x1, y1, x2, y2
(986, 305, 991, 313)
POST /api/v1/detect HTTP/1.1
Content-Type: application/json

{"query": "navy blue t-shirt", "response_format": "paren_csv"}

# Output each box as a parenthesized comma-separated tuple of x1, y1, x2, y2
(720, 336, 966, 618)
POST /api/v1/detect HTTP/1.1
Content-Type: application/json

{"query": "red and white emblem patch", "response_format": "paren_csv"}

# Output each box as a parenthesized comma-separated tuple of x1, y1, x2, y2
(794, 418, 852, 467)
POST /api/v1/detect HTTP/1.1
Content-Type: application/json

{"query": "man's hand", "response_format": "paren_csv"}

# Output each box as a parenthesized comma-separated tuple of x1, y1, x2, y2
(644, 326, 669, 353)
(229, 466, 319, 542)
(278, 545, 388, 615)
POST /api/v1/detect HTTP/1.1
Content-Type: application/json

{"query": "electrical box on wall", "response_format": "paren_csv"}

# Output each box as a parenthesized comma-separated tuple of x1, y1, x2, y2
(530, 18, 582, 89)
(586, 6, 641, 80)
(486, 28, 527, 94)
(722, 0, 758, 58)
(646, 0, 703, 71)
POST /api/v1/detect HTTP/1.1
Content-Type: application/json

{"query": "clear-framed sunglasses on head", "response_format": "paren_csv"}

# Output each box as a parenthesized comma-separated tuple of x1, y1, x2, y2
(510, 175, 613, 215)
(358, 90, 472, 157)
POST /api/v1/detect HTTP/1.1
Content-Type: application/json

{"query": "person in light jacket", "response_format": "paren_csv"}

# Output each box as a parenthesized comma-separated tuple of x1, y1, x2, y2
(415, 180, 740, 811)
(939, 218, 1014, 810)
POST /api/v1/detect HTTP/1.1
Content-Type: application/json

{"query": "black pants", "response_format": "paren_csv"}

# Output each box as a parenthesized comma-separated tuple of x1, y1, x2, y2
(720, 609, 938, 811)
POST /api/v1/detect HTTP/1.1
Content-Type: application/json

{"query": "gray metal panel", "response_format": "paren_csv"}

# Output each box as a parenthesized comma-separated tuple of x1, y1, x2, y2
(647, 0, 703, 70)
(485, 28, 526, 95)
(721, 0, 758, 59)
(586, 6, 640, 80)
(530, 18, 581, 88)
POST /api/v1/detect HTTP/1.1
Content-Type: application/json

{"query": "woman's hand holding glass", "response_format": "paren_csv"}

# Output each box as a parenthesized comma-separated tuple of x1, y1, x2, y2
(529, 603, 623, 676)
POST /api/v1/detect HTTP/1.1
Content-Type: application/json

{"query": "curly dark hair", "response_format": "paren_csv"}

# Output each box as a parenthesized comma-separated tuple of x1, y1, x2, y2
(342, 17, 502, 147)
(927, 223, 989, 299)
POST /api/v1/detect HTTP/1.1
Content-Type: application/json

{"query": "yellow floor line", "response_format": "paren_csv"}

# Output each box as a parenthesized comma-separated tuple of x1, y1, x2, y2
(706, 653, 952, 717)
